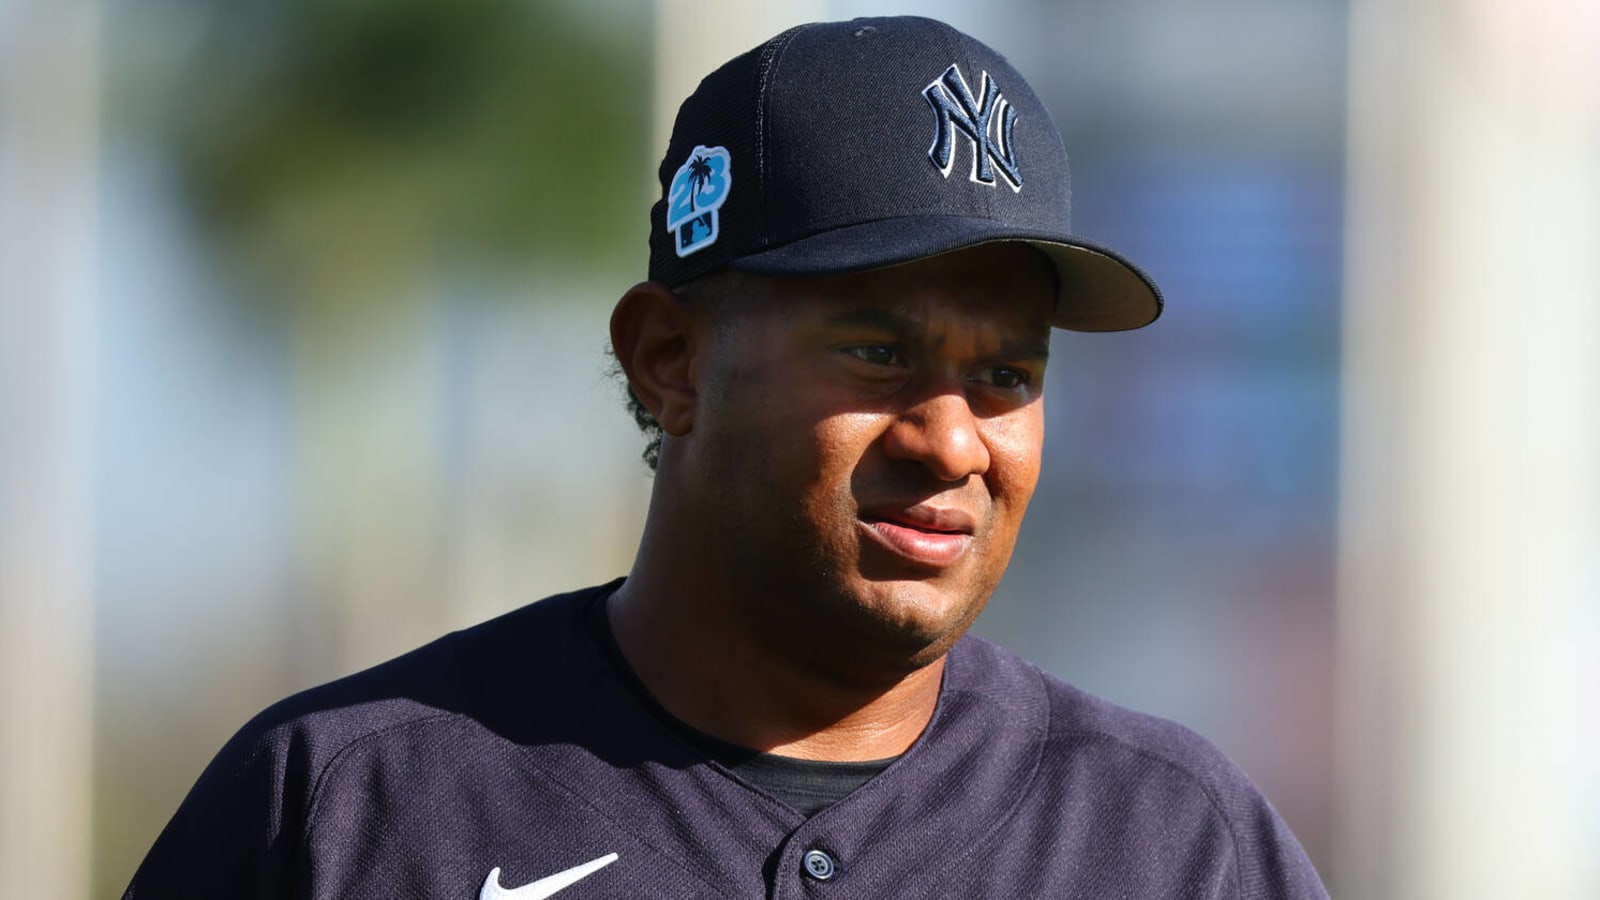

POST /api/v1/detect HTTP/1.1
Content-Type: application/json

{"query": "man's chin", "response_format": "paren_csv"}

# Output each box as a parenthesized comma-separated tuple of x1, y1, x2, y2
(832, 578, 989, 665)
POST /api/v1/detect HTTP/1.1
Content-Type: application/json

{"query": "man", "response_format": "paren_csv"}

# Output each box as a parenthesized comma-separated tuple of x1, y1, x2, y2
(128, 16, 1328, 898)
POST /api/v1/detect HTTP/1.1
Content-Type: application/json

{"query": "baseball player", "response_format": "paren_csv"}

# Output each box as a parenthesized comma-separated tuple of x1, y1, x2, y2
(127, 16, 1328, 898)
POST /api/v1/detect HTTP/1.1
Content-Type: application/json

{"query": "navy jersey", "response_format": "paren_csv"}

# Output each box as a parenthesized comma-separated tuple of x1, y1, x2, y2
(126, 581, 1328, 898)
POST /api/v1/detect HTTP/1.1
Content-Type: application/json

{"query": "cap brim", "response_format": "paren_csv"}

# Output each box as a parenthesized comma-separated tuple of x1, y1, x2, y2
(729, 214, 1162, 332)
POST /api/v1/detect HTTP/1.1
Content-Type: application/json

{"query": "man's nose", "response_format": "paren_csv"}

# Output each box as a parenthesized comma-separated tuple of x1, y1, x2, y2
(880, 390, 991, 482)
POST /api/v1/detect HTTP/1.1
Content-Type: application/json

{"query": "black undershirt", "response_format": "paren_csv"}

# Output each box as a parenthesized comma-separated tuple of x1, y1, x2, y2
(586, 594, 897, 816)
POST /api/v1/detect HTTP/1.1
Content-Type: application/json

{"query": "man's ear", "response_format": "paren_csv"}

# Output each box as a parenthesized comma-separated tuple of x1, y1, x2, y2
(610, 281, 701, 437)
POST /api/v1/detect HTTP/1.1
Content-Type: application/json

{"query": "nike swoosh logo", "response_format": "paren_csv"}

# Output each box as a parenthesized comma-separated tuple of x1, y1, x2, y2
(479, 853, 619, 900)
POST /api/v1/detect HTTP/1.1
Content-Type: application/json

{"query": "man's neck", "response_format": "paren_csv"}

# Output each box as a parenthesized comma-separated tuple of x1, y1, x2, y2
(605, 576, 945, 762)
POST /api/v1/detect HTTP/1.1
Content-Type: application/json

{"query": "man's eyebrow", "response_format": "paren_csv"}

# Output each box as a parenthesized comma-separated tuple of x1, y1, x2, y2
(992, 336, 1052, 362)
(820, 308, 925, 339)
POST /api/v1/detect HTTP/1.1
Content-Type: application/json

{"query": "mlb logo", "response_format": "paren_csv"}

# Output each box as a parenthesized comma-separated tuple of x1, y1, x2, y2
(676, 213, 717, 255)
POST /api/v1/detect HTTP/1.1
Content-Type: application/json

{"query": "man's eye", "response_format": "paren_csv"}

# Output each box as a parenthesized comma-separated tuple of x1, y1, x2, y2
(845, 345, 904, 367)
(974, 366, 1031, 390)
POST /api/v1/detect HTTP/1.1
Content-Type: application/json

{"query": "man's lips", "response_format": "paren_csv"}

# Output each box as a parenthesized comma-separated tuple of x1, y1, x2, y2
(857, 505, 976, 567)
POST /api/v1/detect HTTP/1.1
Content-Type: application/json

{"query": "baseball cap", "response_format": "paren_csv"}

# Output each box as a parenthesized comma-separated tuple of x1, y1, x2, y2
(647, 16, 1161, 332)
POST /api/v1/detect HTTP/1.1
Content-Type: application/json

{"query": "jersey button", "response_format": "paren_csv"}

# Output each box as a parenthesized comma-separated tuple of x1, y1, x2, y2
(802, 848, 836, 881)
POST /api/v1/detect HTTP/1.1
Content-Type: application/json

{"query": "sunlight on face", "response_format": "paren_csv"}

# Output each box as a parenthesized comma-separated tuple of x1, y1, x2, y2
(684, 243, 1056, 676)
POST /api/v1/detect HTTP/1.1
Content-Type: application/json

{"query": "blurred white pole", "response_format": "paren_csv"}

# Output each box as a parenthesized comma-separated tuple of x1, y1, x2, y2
(1339, 1, 1600, 897)
(0, 0, 99, 898)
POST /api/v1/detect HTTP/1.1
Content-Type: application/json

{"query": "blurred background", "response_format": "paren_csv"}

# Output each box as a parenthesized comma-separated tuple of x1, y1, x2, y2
(1, 0, 1595, 897)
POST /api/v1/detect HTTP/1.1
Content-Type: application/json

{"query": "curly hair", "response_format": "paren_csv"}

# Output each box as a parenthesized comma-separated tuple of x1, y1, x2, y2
(619, 378, 666, 470)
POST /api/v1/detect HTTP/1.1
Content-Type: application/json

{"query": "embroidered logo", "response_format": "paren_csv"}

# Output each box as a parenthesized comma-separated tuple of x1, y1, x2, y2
(479, 853, 619, 900)
(923, 64, 1021, 192)
(666, 145, 732, 257)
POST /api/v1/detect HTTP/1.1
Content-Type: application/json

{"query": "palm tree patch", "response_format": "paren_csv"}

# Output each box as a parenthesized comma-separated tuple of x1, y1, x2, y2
(666, 145, 732, 257)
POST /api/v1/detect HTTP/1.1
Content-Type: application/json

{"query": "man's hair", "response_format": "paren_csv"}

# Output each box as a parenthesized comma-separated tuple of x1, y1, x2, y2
(612, 270, 753, 471)
(619, 381, 665, 470)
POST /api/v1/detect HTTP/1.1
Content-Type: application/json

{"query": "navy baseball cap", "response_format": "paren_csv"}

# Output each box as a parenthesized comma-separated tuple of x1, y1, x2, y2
(647, 16, 1161, 332)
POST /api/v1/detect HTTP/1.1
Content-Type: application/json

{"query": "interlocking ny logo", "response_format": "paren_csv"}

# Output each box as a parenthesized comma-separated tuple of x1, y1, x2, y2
(923, 64, 1021, 192)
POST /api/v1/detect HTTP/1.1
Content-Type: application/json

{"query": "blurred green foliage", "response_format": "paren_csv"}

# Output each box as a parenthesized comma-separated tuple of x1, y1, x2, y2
(95, 5, 653, 894)
(165, 0, 653, 290)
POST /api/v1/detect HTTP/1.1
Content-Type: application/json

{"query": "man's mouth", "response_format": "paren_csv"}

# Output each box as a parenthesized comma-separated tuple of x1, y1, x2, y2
(857, 506, 976, 567)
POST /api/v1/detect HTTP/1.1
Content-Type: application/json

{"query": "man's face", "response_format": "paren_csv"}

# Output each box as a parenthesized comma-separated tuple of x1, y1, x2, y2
(681, 242, 1055, 674)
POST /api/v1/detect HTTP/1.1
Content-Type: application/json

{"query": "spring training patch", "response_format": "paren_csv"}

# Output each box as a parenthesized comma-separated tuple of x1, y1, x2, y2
(666, 145, 732, 257)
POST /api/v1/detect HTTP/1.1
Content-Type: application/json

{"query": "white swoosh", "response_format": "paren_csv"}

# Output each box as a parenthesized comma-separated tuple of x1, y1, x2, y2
(479, 853, 619, 900)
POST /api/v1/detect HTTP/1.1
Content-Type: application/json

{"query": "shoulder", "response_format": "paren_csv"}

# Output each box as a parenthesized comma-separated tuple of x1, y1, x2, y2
(1041, 665, 1251, 800)
(235, 581, 602, 765)
(951, 633, 1258, 798)
(124, 581, 614, 898)
(948, 634, 1329, 899)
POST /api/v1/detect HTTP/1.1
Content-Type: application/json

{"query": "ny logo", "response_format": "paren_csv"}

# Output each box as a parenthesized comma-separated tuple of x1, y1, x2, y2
(923, 64, 1022, 191)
